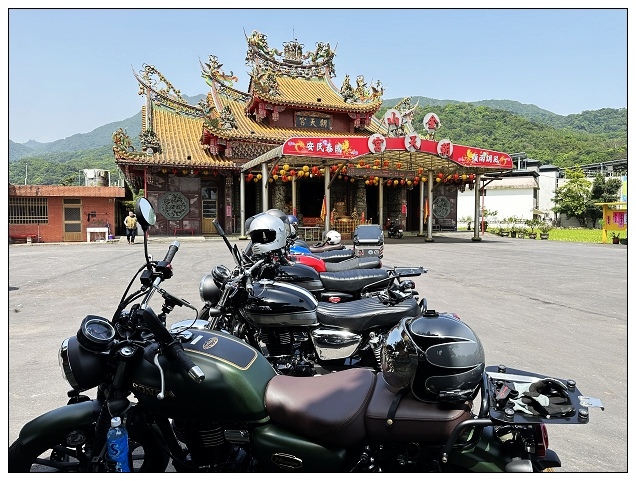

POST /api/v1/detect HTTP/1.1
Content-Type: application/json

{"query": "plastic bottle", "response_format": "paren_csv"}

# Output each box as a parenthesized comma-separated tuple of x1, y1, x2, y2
(106, 416, 131, 472)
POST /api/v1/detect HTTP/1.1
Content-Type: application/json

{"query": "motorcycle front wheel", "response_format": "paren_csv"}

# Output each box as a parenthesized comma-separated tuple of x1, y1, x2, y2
(8, 426, 169, 472)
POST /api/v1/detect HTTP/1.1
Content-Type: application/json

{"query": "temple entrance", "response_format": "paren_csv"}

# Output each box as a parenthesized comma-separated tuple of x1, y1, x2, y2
(299, 179, 325, 218)
(365, 185, 378, 225)
(201, 185, 218, 234)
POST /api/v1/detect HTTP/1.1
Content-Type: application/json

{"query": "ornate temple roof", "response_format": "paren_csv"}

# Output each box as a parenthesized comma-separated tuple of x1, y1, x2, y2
(113, 105, 235, 169)
(114, 31, 512, 181)
(114, 31, 386, 167)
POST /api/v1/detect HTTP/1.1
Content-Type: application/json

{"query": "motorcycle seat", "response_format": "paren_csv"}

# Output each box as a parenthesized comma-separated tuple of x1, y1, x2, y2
(324, 256, 382, 272)
(317, 297, 421, 331)
(319, 268, 390, 293)
(312, 249, 354, 261)
(365, 373, 473, 444)
(308, 244, 346, 253)
(265, 368, 376, 448)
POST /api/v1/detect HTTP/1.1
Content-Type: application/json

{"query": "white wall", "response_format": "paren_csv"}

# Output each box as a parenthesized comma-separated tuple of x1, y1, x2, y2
(457, 184, 535, 222)
(538, 169, 559, 221)
(457, 169, 625, 227)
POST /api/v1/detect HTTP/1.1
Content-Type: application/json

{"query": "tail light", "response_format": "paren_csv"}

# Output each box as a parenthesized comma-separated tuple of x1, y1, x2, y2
(534, 423, 549, 458)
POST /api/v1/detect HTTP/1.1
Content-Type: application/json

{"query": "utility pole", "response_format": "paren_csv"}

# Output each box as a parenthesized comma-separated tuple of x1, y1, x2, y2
(24, 162, 28, 185)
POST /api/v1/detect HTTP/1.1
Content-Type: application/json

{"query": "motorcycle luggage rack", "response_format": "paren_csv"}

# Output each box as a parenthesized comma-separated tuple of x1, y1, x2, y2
(484, 366, 602, 426)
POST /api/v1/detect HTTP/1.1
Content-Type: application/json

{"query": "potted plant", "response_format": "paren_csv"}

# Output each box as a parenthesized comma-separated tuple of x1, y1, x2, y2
(610, 231, 621, 244)
(479, 209, 497, 234)
(525, 218, 541, 239)
(459, 215, 473, 231)
(516, 224, 527, 239)
(539, 221, 553, 240)
(508, 216, 520, 238)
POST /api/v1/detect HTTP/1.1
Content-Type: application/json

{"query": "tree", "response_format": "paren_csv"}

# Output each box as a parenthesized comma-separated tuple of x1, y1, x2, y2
(552, 167, 592, 226)
(586, 173, 623, 228)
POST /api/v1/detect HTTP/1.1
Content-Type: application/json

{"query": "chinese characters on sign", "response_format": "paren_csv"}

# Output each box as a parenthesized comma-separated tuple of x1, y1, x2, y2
(295, 112, 331, 130)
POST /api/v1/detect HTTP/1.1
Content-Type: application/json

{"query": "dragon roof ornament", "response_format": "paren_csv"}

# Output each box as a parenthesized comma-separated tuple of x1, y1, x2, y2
(201, 55, 239, 88)
(244, 29, 337, 79)
(134, 64, 201, 117)
(137, 64, 185, 102)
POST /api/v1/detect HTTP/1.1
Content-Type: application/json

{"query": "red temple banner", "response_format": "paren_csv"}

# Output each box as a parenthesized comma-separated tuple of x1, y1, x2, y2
(281, 136, 512, 170)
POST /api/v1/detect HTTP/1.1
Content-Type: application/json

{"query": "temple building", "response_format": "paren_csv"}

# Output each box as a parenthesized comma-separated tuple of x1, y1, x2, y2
(113, 30, 512, 240)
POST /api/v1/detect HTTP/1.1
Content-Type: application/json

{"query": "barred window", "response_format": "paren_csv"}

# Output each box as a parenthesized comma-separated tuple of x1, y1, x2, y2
(9, 197, 48, 224)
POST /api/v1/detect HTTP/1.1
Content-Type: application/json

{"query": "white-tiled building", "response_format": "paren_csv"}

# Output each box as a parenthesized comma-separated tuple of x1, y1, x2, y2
(457, 158, 626, 227)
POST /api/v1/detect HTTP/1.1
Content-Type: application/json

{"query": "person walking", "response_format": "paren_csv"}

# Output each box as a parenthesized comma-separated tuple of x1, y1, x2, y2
(124, 211, 137, 244)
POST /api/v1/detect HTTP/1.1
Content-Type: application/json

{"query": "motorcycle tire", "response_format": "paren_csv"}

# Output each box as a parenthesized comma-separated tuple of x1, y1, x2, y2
(8, 424, 169, 473)
(398, 233, 403, 239)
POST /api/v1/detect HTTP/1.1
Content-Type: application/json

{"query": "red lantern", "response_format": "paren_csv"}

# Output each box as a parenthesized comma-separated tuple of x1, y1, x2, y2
(437, 172, 444, 179)
(469, 173, 475, 181)
(400, 179, 405, 185)
(453, 173, 459, 180)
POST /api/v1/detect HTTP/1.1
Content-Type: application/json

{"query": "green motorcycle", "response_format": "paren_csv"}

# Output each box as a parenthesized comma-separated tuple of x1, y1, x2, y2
(9, 198, 604, 473)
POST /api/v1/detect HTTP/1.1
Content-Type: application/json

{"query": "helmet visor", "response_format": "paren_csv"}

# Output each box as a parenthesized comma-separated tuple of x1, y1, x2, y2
(250, 228, 278, 244)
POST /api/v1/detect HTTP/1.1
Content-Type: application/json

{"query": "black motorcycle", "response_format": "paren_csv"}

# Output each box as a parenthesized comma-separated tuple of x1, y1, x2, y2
(190, 229, 424, 376)
(9, 198, 604, 473)
(386, 217, 404, 239)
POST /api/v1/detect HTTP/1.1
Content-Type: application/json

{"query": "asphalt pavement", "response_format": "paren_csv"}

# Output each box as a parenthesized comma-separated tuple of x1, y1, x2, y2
(7, 232, 628, 472)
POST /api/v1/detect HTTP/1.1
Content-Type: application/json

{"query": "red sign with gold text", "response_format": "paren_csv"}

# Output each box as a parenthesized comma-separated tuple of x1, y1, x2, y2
(281, 136, 512, 169)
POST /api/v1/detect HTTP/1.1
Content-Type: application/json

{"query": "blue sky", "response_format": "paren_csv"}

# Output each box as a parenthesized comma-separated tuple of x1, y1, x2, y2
(7, 4, 629, 144)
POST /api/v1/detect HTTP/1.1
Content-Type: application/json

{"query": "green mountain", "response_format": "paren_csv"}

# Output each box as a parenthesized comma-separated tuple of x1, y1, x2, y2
(9, 95, 626, 185)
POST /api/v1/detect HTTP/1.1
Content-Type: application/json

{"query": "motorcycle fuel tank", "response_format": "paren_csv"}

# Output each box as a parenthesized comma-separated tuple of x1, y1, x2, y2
(130, 329, 276, 423)
(241, 280, 319, 327)
(273, 264, 323, 294)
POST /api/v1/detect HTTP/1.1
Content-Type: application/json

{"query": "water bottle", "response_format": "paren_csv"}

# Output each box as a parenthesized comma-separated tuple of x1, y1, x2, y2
(106, 416, 131, 472)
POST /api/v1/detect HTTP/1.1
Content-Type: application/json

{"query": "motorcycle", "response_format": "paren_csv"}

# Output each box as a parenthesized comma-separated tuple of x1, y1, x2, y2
(386, 218, 404, 239)
(9, 198, 604, 473)
(290, 250, 382, 272)
(191, 220, 426, 375)
(227, 218, 422, 303)
(291, 237, 347, 254)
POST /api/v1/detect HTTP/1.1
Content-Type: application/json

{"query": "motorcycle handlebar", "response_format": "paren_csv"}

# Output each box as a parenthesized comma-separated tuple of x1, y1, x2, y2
(142, 306, 205, 383)
(162, 241, 180, 264)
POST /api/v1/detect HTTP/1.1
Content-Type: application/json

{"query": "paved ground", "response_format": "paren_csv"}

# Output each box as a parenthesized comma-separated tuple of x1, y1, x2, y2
(7, 232, 627, 472)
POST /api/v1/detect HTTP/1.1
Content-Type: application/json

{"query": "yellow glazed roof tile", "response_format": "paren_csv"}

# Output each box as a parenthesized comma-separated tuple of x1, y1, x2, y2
(114, 106, 236, 169)
(254, 76, 382, 113)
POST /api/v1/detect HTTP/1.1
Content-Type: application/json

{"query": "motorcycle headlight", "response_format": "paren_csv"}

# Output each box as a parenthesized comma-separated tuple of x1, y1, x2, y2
(59, 336, 109, 392)
(199, 274, 221, 305)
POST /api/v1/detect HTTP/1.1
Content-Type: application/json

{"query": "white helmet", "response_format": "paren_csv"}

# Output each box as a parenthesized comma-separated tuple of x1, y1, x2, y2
(325, 230, 341, 245)
(246, 213, 287, 255)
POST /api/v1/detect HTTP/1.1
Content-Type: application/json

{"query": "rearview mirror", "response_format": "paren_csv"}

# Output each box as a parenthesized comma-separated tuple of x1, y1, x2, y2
(135, 198, 156, 231)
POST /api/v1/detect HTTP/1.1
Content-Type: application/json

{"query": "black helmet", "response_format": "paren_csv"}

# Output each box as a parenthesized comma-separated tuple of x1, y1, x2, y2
(381, 314, 485, 403)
